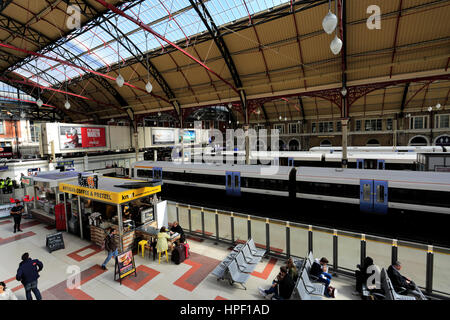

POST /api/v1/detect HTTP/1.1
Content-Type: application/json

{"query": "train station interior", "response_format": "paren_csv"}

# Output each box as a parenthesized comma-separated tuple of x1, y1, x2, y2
(0, 0, 449, 309)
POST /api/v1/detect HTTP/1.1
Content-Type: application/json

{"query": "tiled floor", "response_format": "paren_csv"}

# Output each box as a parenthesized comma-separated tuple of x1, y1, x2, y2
(0, 216, 359, 300)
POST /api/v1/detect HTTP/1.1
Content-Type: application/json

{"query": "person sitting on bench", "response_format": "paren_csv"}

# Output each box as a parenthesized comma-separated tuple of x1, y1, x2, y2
(310, 257, 336, 298)
(355, 256, 374, 294)
(259, 266, 294, 300)
(286, 258, 298, 282)
(387, 261, 427, 300)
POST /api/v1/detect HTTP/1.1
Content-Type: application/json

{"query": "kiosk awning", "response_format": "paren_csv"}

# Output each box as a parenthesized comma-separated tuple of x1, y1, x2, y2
(58, 176, 161, 204)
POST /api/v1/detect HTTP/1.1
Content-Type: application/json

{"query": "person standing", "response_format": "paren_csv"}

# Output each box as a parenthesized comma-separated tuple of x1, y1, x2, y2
(0, 178, 5, 194)
(101, 228, 118, 270)
(0, 281, 18, 300)
(10, 200, 24, 233)
(6, 177, 12, 194)
(16, 253, 43, 300)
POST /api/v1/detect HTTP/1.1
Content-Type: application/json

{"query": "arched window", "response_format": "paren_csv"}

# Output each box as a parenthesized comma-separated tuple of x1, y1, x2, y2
(435, 135, 450, 146)
(409, 136, 429, 146)
(366, 139, 380, 146)
(288, 139, 300, 151)
(320, 139, 332, 147)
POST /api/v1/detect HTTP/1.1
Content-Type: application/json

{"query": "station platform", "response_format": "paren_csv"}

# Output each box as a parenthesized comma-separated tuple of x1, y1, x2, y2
(0, 216, 358, 301)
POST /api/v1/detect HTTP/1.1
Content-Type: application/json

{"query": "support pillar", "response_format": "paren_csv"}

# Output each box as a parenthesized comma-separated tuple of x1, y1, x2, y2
(341, 119, 349, 168)
(393, 118, 398, 146)
(117, 204, 123, 252)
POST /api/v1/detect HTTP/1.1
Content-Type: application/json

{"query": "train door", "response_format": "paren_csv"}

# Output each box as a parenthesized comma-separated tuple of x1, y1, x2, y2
(226, 171, 233, 195)
(288, 157, 294, 167)
(360, 180, 373, 213)
(226, 172, 241, 196)
(360, 180, 388, 214)
(373, 181, 388, 214)
(357, 159, 364, 169)
(377, 160, 385, 170)
(153, 167, 162, 180)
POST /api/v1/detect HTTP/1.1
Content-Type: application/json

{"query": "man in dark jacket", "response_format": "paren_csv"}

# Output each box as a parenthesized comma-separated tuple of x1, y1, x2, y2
(387, 261, 427, 300)
(16, 252, 43, 300)
(259, 266, 294, 300)
(101, 228, 118, 270)
(10, 200, 24, 233)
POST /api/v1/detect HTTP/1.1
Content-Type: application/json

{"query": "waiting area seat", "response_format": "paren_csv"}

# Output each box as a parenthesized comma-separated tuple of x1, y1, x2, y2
(211, 238, 265, 290)
(381, 268, 416, 301)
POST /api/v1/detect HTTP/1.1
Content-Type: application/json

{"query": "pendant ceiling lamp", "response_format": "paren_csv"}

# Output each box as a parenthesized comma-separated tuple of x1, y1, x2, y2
(144, 33, 153, 93)
(64, 65, 70, 109)
(329, 0, 342, 55)
(64, 100, 71, 110)
(322, 0, 337, 34)
(115, 16, 124, 88)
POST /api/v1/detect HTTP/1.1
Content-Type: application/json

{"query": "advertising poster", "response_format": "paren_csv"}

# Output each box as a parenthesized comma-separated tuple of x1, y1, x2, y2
(183, 130, 196, 143)
(152, 129, 175, 144)
(115, 250, 136, 281)
(60, 126, 106, 149)
(0, 146, 13, 158)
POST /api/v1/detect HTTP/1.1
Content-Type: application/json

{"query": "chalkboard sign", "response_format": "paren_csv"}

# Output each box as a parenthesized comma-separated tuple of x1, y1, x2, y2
(46, 232, 65, 253)
(114, 250, 136, 284)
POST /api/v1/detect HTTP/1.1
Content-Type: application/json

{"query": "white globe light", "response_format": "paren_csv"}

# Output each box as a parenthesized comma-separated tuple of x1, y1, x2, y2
(158, 111, 162, 116)
(428, 106, 433, 112)
(228, 120, 231, 124)
(145, 81, 153, 93)
(64, 100, 71, 110)
(322, 10, 338, 34)
(116, 74, 125, 87)
(20, 111, 25, 118)
(279, 115, 282, 120)
(436, 103, 441, 110)
(284, 117, 287, 121)
(330, 35, 343, 55)
(36, 98, 43, 107)
(237, 121, 239, 124)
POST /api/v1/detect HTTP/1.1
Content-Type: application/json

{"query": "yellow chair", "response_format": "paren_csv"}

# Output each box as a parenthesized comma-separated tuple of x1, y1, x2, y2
(158, 250, 168, 264)
(138, 240, 148, 258)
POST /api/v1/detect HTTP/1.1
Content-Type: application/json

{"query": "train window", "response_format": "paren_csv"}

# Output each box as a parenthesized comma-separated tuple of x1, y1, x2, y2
(227, 175, 232, 188)
(234, 175, 239, 188)
(363, 184, 371, 201)
(376, 185, 385, 203)
(136, 169, 152, 178)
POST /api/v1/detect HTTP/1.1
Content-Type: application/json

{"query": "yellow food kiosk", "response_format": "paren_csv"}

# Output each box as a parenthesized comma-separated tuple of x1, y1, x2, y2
(59, 174, 162, 252)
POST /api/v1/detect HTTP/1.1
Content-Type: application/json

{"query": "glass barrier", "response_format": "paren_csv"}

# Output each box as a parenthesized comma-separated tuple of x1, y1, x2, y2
(217, 212, 232, 242)
(167, 203, 177, 223)
(433, 248, 450, 295)
(190, 207, 202, 235)
(178, 205, 189, 232)
(365, 237, 392, 272)
(233, 214, 248, 244)
(312, 227, 334, 266)
(169, 201, 450, 297)
(203, 209, 217, 239)
(250, 217, 267, 252)
(269, 220, 287, 256)
(398, 241, 427, 288)
(289, 223, 309, 258)
(337, 232, 361, 272)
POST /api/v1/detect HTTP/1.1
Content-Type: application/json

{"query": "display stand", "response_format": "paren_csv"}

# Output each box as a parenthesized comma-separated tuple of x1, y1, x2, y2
(114, 250, 137, 285)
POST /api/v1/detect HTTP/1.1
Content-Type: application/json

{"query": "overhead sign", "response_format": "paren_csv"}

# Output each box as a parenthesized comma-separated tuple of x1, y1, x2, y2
(58, 183, 161, 204)
(152, 129, 175, 144)
(60, 125, 106, 150)
(0, 146, 13, 158)
(57, 160, 74, 167)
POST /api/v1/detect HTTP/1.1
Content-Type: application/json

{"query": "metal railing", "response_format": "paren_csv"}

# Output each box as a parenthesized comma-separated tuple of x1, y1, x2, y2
(166, 200, 450, 299)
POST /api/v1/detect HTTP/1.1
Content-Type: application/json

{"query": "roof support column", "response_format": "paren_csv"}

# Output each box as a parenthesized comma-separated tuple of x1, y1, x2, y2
(339, 0, 348, 168)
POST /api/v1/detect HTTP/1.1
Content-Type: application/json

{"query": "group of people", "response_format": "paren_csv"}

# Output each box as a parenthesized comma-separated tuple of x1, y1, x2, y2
(355, 257, 427, 300)
(0, 177, 14, 194)
(101, 221, 186, 270)
(259, 254, 427, 300)
(0, 253, 43, 300)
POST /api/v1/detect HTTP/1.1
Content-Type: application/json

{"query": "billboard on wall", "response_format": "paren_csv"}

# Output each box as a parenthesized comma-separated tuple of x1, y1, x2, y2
(181, 130, 196, 143)
(0, 146, 13, 158)
(152, 129, 175, 145)
(59, 125, 106, 150)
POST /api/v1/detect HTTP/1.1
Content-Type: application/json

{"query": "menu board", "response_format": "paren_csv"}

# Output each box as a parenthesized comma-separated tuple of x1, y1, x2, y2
(114, 250, 136, 284)
(60, 125, 106, 149)
(46, 232, 65, 253)
(152, 129, 175, 145)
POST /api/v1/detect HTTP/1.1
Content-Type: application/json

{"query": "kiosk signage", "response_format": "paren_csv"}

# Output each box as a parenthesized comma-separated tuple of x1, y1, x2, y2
(114, 250, 136, 284)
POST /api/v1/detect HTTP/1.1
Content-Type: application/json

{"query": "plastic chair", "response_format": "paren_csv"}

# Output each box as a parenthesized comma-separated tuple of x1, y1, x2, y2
(9, 198, 15, 204)
(137, 240, 148, 258)
(158, 250, 168, 264)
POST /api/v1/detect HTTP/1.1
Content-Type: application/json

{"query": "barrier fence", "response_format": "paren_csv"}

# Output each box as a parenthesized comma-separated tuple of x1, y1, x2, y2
(167, 201, 450, 299)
